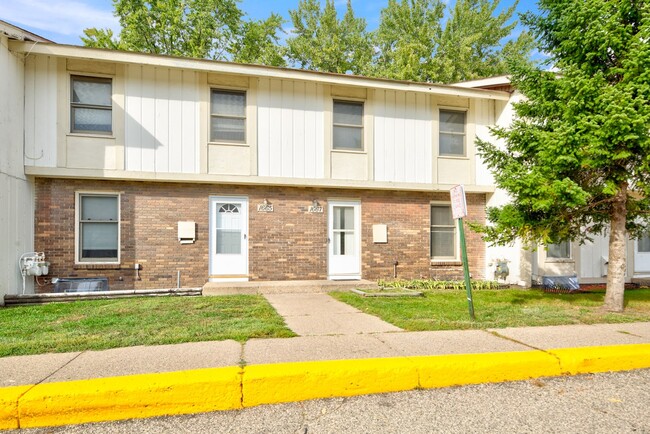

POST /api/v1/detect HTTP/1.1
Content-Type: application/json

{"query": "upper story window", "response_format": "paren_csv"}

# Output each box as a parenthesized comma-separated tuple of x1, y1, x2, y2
(78, 193, 119, 263)
(430, 204, 457, 259)
(547, 240, 571, 259)
(439, 109, 466, 156)
(333, 100, 363, 150)
(70, 76, 112, 134)
(210, 90, 246, 143)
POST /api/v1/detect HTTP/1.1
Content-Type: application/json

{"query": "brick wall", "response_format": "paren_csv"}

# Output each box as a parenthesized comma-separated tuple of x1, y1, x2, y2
(34, 178, 485, 291)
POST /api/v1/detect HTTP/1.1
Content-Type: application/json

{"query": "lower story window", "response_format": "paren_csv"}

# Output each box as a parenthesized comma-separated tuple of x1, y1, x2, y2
(78, 193, 119, 262)
(430, 204, 456, 259)
(547, 240, 570, 259)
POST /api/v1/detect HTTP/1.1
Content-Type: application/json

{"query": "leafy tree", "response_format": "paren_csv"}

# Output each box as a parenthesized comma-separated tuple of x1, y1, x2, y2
(82, 0, 243, 60)
(371, 0, 533, 84)
(432, 0, 535, 83)
(231, 14, 287, 67)
(286, 0, 372, 75)
(476, 0, 650, 311)
(371, 0, 445, 82)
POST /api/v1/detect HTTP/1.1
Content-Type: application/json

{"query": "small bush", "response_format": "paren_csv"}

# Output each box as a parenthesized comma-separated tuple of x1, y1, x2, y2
(377, 278, 501, 291)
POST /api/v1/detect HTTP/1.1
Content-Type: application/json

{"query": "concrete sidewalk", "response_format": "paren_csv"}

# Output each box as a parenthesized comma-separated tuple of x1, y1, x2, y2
(1, 292, 649, 430)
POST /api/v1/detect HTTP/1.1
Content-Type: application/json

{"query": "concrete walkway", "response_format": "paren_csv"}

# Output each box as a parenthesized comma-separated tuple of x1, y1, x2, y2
(263, 293, 401, 336)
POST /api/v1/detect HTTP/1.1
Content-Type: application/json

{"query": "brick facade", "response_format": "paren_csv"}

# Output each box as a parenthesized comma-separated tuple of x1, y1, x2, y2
(34, 178, 486, 292)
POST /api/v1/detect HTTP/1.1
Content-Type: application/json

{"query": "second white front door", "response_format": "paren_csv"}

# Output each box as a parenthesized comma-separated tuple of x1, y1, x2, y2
(209, 196, 248, 281)
(328, 200, 361, 280)
(635, 235, 650, 274)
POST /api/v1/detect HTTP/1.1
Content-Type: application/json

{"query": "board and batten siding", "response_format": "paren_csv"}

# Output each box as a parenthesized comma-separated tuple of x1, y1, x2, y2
(2, 35, 34, 299)
(373, 90, 432, 184)
(124, 65, 200, 173)
(23, 54, 57, 168)
(257, 78, 325, 178)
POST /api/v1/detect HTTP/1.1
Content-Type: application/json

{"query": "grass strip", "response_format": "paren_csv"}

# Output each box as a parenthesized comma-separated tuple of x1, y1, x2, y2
(0, 295, 296, 357)
(331, 288, 650, 330)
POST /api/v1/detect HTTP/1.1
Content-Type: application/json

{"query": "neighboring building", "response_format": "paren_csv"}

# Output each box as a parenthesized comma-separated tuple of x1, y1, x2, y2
(0, 21, 50, 304)
(0, 21, 645, 300)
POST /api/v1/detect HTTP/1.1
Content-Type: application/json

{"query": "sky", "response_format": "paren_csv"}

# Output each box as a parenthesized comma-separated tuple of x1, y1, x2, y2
(0, 0, 539, 46)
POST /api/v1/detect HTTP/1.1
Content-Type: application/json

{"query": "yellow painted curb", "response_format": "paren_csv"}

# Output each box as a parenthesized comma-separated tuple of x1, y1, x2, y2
(18, 366, 242, 429)
(242, 357, 419, 407)
(3, 344, 650, 430)
(414, 351, 562, 389)
(551, 343, 650, 375)
(0, 386, 31, 430)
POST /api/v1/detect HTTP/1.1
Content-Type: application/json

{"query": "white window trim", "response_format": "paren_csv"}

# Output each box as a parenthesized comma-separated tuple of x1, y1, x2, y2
(69, 74, 114, 136)
(209, 87, 248, 145)
(430, 201, 460, 262)
(75, 191, 121, 265)
(438, 107, 468, 158)
(332, 98, 365, 152)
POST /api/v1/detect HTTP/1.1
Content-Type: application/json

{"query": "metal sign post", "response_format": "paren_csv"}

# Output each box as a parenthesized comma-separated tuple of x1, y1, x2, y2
(450, 185, 475, 320)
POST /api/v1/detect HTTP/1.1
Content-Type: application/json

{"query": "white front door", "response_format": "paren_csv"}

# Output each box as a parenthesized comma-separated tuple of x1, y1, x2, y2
(634, 235, 650, 274)
(209, 197, 248, 281)
(328, 200, 361, 280)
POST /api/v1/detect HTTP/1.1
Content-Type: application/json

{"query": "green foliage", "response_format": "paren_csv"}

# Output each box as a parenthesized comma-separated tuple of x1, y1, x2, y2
(82, 0, 531, 83)
(476, 0, 650, 247)
(82, 0, 243, 59)
(371, 0, 445, 82)
(371, 0, 532, 83)
(286, 0, 372, 74)
(378, 278, 502, 291)
(432, 0, 535, 83)
(231, 14, 287, 67)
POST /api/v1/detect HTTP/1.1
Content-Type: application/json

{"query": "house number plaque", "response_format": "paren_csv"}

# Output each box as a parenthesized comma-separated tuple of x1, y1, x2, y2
(308, 205, 323, 213)
(257, 203, 274, 212)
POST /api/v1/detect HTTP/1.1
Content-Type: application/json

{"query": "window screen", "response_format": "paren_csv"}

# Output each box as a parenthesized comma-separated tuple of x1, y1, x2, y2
(71, 76, 112, 134)
(79, 194, 119, 261)
(333, 101, 363, 150)
(210, 90, 246, 142)
(439, 110, 466, 156)
(547, 241, 571, 259)
(430, 205, 456, 258)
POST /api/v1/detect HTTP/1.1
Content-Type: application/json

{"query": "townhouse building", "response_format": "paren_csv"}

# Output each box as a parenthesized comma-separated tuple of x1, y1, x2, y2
(1, 21, 646, 303)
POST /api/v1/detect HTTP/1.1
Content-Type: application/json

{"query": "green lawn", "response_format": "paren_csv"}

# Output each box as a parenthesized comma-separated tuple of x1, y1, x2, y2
(331, 288, 650, 331)
(0, 295, 296, 357)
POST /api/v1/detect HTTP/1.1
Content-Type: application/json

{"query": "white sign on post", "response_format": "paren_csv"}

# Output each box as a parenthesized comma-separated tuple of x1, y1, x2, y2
(450, 184, 467, 220)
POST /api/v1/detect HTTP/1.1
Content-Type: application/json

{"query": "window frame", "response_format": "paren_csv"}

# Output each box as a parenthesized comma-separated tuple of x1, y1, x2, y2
(209, 88, 247, 144)
(438, 108, 467, 157)
(332, 99, 364, 151)
(70, 75, 113, 135)
(75, 192, 121, 265)
(546, 240, 572, 261)
(430, 202, 459, 261)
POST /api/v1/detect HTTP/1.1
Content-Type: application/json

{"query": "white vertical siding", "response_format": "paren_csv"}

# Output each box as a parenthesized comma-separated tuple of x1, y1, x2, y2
(24, 55, 57, 167)
(257, 78, 325, 178)
(373, 90, 432, 183)
(124, 65, 199, 173)
(1, 36, 34, 299)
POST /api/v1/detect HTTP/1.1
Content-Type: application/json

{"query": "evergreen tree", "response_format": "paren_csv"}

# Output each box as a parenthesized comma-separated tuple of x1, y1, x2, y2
(476, 0, 650, 311)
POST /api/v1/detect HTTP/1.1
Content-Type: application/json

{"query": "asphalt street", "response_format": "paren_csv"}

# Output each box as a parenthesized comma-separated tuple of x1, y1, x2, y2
(12, 369, 650, 434)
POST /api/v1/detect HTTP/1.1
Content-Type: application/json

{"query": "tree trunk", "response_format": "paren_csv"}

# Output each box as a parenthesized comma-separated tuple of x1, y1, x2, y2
(604, 184, 628, 312)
